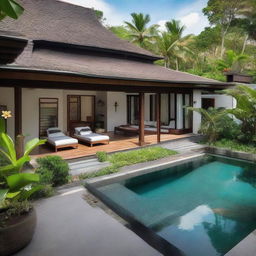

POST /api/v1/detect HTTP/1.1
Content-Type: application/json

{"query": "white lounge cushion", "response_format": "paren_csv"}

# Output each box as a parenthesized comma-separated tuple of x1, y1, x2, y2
(162, 120, 175, 129)
(47, 127, 65, 137)
(144, 121, 156, 127)
(74, 126, 92, 135)
(47, 136, 78, 146)
(75, 133, 109, 142)
(144, 127, 169, 133)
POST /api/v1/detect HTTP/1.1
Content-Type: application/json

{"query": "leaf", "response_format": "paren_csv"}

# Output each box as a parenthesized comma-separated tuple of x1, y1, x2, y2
(6, 191, 20, 199)
(6, 173, 39, 192)
(24, 138, 46, 157)
(0, 132, 16, 162)
(0, 118, 5, 133)
(19, 185, 44, 200)
(0, 189, 8, 202)
(0, 0, 24, 19)
(0, 163, 16, 174)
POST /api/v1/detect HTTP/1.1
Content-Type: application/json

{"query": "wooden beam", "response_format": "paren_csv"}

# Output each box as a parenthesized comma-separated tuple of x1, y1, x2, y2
(14, 87, 22, 137)
(139, 92, 145, 146)
(156, 93, 161, 143)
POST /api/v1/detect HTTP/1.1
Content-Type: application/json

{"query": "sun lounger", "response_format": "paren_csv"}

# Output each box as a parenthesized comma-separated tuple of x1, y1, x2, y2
(74, 126, 110, 147)
(47, 127, 78, 152)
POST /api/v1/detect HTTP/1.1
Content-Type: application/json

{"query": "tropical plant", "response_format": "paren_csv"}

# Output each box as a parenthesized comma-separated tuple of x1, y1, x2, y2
(124, 13, 159, 48)
(187, 107, 227, 143)
(0, 0, 24, 20)
(223, 84, 256, 143)
(216, 50, 248, 72)
(0, 116, 45, 210)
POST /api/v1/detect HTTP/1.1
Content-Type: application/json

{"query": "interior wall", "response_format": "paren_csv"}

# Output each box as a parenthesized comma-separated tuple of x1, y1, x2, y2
(22, 88, 64, 142)
(107, 92, 127, 131)
(0, 87, 15, 138)
(201, 94, 235, 109)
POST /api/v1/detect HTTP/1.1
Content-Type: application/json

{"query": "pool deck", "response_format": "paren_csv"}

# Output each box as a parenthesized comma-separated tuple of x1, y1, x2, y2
(14, 186, 161, 256)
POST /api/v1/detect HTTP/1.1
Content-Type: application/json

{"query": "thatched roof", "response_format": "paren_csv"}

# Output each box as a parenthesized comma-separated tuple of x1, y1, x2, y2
(0, 0, 231, 86)
(0, 0, 158, 59)
(10, 47, 228, 86)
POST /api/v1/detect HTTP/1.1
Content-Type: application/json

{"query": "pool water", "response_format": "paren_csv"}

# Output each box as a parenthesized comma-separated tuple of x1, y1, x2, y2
(96, 155, 256, 256)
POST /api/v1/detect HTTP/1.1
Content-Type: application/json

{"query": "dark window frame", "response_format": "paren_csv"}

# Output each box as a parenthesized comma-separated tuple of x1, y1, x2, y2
(39, 98, 59, 138)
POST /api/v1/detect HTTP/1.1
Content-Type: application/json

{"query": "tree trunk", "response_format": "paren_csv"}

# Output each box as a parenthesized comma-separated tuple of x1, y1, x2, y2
(241, 34, 249, 54)
(175, 58, 179, 70)
(15, 134, 24, 160)
(220, 32, 225, 58)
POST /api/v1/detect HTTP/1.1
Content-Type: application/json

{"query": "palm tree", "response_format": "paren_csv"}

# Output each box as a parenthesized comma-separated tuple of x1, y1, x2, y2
(124, 13, 159, 48)
(165, 19, 185, 40)
(155, 20, 194, 70)
(155, 19, 194, 70)
(216, 50, 248, 72)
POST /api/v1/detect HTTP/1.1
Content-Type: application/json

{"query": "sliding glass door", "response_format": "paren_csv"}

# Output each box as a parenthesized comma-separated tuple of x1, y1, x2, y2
(127, 95, 139, 125)
(67, 95, 95, 134)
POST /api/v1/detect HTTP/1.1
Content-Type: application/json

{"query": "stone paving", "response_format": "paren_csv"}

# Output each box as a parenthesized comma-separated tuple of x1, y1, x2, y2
(14, 186, 161, 256)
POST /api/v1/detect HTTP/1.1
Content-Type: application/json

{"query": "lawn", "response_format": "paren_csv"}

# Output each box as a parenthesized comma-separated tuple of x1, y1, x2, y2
(79, 146, 177, 179)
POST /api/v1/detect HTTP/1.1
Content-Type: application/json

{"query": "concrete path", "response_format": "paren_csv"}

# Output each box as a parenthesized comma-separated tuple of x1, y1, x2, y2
(161, 136, 205, 153)
(15, 186, 161, 256)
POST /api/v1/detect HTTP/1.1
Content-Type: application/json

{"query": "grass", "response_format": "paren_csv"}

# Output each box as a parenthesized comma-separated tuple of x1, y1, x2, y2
(211, 139, 256, 154)
(79, 146, 177, 180)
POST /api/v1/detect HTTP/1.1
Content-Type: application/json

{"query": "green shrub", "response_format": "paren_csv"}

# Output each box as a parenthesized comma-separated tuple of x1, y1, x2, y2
(31, 184, 55, 199)
(36, 156, 69, 186)
(96, 151, 108, 162)
(80, 147, 177, 180)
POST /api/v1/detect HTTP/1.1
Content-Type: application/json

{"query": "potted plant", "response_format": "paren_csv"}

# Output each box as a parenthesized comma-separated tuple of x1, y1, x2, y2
(0, 111, 45, 256)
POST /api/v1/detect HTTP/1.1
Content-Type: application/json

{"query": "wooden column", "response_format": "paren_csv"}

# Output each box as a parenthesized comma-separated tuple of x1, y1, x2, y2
(138, 92, 145, 146)
(14, 87, 22, 137)
(156, 93, 161, 143)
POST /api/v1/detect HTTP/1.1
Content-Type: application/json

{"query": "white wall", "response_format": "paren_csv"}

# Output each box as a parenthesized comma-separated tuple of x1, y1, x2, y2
(202, 94, 235, 109)
(0, 87, 15, 138)
(22, 88, 65, 141)
(106, 92, 127, 131)
(193, 89, 202, 134)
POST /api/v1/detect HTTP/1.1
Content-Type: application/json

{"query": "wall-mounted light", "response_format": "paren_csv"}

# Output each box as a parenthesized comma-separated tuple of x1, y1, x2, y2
(114, 101, 119, 112)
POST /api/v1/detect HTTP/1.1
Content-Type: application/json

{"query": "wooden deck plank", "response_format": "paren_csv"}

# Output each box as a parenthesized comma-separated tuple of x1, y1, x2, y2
(31, 132, 192, 160)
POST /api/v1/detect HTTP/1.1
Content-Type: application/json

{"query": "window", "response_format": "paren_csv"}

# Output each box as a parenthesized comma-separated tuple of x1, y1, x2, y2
(39, 98, 58, 137)
(127, 95, 139, 125)
(149, 94, 156, 121)
(67, 95, 95, 134)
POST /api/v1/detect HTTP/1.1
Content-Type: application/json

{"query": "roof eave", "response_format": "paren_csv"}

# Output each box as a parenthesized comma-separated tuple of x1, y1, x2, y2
(0, 65, 234, 87)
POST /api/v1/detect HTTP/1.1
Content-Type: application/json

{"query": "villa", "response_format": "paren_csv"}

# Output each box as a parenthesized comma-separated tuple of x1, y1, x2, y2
(0, 0, 235, 156)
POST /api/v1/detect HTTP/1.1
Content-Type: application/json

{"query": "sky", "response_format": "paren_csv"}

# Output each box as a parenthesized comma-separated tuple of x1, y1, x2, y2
(60, 0, 210, 35)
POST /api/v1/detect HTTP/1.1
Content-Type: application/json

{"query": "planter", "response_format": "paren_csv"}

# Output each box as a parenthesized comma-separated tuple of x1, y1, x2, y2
(0, 208, 36, 256)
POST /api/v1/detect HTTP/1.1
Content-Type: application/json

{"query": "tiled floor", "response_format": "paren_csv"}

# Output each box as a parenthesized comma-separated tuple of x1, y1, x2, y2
(31, 132, 192, 160)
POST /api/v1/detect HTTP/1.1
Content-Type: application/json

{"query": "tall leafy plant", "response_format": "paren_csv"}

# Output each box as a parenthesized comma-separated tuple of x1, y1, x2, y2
(187, 107, 227, 143)
(0, 116, 45, 209)
(223, 84, 256, 143)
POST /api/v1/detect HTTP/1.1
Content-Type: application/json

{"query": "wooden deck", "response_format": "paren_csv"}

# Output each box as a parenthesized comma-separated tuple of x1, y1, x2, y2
(31, 132, 192, 160)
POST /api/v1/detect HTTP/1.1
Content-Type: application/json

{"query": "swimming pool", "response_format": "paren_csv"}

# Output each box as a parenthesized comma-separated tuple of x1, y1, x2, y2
(86, 154, 256, 256)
